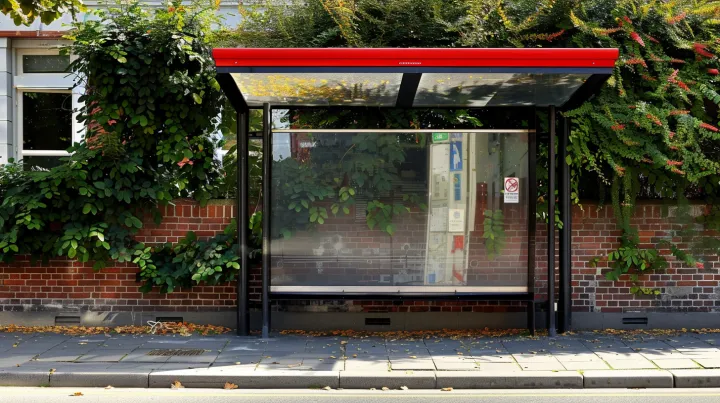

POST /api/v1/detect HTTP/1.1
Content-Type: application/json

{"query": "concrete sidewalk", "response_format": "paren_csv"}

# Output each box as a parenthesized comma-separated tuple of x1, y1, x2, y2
(1, 330, 720, 389)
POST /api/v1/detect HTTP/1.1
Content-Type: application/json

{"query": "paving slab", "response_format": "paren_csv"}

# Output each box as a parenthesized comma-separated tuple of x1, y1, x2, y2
(473, 354, 514, 363)
(517, 360, 566, 371)
(561, 361, 611, 370)
(695, 358, 720, 368)
(652, 358, 701, 369)
(76, 351, 129, 362)
(389, 360, 435, 370)
(583, 370, 673, 388)
(672, 369, 720, 388)
(150, 369, 339, 389)
(475, 362, 522, 372)
(340, 370, 435, 389)
(604, 359, 657, 370)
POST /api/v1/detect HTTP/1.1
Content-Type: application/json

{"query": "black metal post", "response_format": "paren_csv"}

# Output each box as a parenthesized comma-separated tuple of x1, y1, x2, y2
(559, 115, 572, 333)
(261, 103, 271, 339)
(527, 107, 538, 336)
(548, 106, 557, 337)
(236, 109, 250, 336)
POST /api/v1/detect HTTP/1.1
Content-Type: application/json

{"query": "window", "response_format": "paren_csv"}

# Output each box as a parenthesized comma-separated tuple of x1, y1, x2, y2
(22, 54, 71, 74)
(13, 43, 82, 170)
(18, 90, 73, 169)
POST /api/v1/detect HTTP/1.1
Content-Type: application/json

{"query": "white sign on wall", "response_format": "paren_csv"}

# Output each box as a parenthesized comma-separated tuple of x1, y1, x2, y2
(504, 177, 520, 204)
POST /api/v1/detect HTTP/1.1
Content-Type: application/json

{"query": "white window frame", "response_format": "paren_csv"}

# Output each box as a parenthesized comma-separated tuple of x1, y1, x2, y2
(13, 41, 84, 164)
(16, 88, 74, 161)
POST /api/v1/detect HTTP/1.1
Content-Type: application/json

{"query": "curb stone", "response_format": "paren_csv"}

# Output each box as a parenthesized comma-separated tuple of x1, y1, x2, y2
(149, 370, 339, 389)
(516, 371, 583, 389)
(671, 369, 720, 388)
(436, 372, 516, 389)
(583, 370, 673, 388)
(0, 370, 50, 387)
(50, 371, 150, 388)
(339, 371, 436, 389)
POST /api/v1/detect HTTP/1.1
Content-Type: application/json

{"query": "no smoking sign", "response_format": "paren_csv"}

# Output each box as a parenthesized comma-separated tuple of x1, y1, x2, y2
(504, 177, 519, 204)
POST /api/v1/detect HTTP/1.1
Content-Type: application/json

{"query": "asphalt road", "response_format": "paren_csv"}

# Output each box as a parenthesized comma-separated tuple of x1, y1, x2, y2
(3, 388, 720, 403)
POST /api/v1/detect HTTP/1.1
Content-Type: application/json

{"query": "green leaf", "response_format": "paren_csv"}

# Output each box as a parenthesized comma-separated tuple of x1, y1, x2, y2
(82, 204, 92, 214)
(192, 93, 202, 104)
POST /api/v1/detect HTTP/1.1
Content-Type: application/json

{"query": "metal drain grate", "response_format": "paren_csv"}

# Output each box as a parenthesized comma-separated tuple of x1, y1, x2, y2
(146, 349, 207, 357)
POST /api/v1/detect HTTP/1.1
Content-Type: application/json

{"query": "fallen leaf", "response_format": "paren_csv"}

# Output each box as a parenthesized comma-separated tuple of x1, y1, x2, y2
(409, 355, 417, 359)
(441, 387, 453, 392)
(171, 380, 184, 389)
(104, 385, 113, 389)
(400, 386, 409, 390)
(322, 386, 332, 391)
(223, 382, 238, 390)
(329, 356, 336, 359)
(72, 392, 84, 396)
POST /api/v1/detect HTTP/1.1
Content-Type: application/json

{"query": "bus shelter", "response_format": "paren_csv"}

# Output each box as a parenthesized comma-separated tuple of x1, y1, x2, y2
(212, 48, 619, 337)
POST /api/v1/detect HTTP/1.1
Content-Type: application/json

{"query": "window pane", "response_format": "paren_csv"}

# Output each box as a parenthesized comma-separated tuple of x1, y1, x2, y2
(22, 92, 72, 151)
(22, 55, 70, 73)
(232, 73, 403, 107)
(270, 130, 529, 291)
(22, 156, 64, 170)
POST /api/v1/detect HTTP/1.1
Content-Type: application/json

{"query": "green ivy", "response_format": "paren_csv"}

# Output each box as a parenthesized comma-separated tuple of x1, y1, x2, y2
(0, 2, 250, 293)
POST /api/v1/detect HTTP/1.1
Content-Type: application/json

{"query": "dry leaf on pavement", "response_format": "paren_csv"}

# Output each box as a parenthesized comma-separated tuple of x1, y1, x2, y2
(170, 380, 184, 389)
(441, 387, 453, 392)
(223, 382, 238, 390)
(72, 392, 84, 396)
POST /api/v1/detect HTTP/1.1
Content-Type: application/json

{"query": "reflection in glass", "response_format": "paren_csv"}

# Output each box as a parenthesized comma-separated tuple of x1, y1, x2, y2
(270, 131, 529, 289)
(22, 55, 71, 73)
(232, 73, 402, 107)
(414, 73, 590, 107)
(22, 156, 64, 170)
(22, 92, 72, 151)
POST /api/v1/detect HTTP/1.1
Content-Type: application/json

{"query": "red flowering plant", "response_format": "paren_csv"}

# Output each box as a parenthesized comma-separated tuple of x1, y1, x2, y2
(449, 0, 720, 294)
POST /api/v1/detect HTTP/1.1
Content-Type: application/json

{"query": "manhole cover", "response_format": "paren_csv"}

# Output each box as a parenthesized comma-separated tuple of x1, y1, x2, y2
(146, 349, 207, 356)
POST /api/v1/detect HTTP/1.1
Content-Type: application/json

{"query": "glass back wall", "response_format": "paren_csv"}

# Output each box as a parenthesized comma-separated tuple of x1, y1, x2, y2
(270, 130, 530, 292)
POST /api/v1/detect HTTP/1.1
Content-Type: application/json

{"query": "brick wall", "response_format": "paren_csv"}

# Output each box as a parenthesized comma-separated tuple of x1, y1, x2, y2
(0, 198, 717, 323)
(0, 199, 240, 313)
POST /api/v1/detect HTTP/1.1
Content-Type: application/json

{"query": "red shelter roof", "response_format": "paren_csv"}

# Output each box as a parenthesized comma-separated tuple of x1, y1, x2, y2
(213, 48, 619, 109)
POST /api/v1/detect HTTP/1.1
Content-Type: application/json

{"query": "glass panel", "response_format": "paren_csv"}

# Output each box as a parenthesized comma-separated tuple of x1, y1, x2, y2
(270, 130, 529, 290)
(22, 156, 64, 170)
(22, 92, 72, 151)
(414, 73, 590, 107)
(232, 73, 402, 107)
(22, 55, 71, 73)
